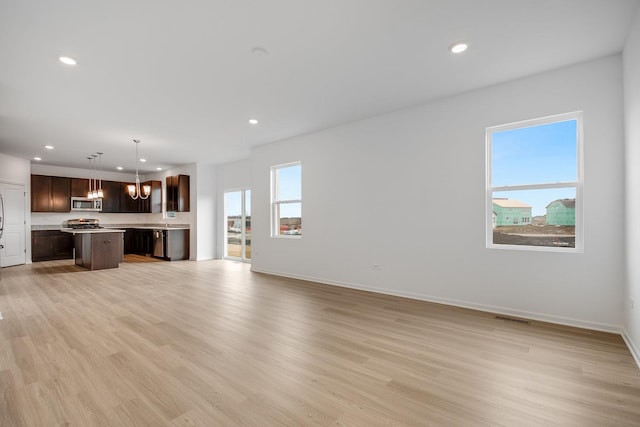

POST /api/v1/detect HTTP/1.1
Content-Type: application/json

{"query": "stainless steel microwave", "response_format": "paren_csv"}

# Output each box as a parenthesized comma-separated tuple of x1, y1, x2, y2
(71, 197, 102, 212)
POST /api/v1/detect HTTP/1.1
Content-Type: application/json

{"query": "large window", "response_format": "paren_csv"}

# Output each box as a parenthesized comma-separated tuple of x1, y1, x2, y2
(486, 112, 583, 251)
(271, 162, 302, 237)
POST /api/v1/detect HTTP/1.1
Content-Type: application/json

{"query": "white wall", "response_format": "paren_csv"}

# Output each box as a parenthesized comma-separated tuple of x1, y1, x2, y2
(0, 153, 32, 262)
(195, 163, 216, 260)
(249, 55, 625, 331)
(216, 159, 252, 258)
(624, 7, 640, 365)
(0, 153, 31, 185)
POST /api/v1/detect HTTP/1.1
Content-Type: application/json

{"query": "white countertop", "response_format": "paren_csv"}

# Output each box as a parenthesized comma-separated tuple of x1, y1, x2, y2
(116, 226, 190, 230)
(33, 224, 190, 232)
(60, 228, 126, 234)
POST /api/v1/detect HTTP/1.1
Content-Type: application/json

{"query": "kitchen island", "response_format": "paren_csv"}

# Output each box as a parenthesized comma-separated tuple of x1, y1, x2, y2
(102, 225, 189, 260)
(61, 228, 125, 270)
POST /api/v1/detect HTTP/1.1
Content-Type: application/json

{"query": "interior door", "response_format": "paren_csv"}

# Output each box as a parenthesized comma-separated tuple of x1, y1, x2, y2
(0, 183, 26, 267)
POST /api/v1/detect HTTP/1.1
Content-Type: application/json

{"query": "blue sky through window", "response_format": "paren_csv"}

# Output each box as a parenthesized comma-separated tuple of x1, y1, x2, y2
(491, 119, 577, 217)
(277, 164, 301, 201)
(492, 119, 577, 187)
(276, 164, 302, 217)
(225, 191, 242, 216)
(224, 190, 251, 217)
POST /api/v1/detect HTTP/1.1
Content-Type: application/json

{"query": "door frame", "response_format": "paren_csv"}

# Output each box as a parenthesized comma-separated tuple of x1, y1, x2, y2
(0, 181, 27, 268)
(223, 189, 251, 262)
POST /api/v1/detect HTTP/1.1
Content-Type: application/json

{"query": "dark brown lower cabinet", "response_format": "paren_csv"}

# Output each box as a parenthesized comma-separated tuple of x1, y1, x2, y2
(123, 229, 153, 255)
(75, 232, 124, 270)
(32, 230, 74, 262)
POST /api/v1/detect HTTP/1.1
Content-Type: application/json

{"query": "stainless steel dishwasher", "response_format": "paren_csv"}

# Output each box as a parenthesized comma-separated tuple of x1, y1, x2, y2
(153, 229, 165, 258)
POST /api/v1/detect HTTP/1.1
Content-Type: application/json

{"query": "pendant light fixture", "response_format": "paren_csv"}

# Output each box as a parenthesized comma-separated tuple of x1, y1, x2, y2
(91, 154, 99, 198)
(96, 152, 104, 198)
(127, 139, 151, 200)
(86, 152, 105, 199)
(87, 157, 94, 199)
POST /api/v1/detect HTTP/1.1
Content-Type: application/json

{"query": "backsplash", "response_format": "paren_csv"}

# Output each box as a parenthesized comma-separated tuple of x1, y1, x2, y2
(31, 211, 192, 227)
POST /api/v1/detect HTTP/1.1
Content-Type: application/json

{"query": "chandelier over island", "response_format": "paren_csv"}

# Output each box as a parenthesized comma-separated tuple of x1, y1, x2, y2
(128, 139, 151, 200)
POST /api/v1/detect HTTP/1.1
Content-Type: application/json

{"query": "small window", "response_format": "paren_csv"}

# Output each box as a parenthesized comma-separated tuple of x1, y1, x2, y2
(271, 162, 302, 237)
(486, 112, 582, 251)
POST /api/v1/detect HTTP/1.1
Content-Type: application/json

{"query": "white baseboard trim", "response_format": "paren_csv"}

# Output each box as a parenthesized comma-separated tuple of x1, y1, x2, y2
(622, 329, 640, 370)
(250, 266, 622, 334)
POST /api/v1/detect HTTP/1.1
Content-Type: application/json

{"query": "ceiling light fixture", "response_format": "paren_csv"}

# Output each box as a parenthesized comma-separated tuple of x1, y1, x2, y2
(33, 157, 42, 161)
(86, 154, 104, 199)
(127, 140, 150, 200)
(87, 156, 95, 198)
(95, 152, 104, 198)
(59, 56, 77, 65)
(449, 42, 468, 54)
(90, 154, 99, 198)
(249, 119, 258, 125)
(116, 166, 123, 170)
(44, 145, 54, 150)
(156, 167, 162, 171)
(252, 47, 268, 57)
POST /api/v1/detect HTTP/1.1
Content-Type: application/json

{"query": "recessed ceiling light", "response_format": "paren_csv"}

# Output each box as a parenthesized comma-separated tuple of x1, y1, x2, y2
(33, 157, 42, 161)
(249, 119, 258, 125)
(139, 158, 147, 162)
(252, 47, 268, 57)
(156, 167, 162, 171)
(449, 42, 468, 54)
(44, 145, 54, 150)
(59, 56, 77, 65)
(116, 166, 123, 170)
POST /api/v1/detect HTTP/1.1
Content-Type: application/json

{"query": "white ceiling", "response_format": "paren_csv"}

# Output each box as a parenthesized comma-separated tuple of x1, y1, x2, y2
(0, 0, 638, 173)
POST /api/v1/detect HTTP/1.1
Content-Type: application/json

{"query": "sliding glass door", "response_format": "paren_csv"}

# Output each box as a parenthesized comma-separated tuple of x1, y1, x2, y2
(224, 190, 251, 261)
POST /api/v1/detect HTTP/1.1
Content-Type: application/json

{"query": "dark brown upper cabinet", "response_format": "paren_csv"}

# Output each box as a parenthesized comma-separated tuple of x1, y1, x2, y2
(31, 175, 70, 212)
(166, 175, 190, 212)
(32, 174, 161, 214)
(140, 180, 162, 214)
(100, 180, 123, 213)
(70, 178, 90, 197)
(101, 179, 162, 213)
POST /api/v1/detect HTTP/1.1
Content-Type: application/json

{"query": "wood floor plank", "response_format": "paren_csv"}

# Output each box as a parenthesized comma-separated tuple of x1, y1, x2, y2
(0, 258, 639, 426)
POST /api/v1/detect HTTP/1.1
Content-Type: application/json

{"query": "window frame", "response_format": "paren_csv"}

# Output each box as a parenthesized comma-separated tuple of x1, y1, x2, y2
(485, 111, 584, 252)
(271, 161, 302, 239)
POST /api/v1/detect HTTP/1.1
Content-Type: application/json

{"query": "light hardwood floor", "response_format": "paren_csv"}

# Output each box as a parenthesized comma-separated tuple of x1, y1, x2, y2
(0, 259, 639, 426)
